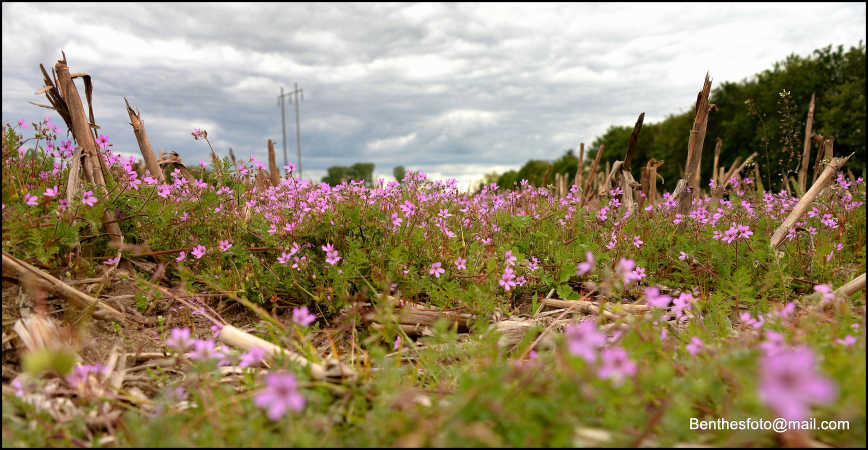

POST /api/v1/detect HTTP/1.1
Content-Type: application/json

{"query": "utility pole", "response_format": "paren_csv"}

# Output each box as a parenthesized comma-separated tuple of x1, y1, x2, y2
(277, 87, 290, 168)
(289, 82, 303, 178)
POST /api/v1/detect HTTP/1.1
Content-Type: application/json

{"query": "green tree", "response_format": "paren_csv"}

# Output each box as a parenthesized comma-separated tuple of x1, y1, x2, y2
(322, 162, 376, 187)
(496, 170, 520, 189)
(552, 149, 579, 181)
(393, 165, 406, 183)
(587, 42, 866, 191)
(322, 166, 349, 186)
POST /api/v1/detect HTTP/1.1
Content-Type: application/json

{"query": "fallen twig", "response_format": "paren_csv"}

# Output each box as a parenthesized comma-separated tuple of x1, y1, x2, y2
(3, 252, 124, 322)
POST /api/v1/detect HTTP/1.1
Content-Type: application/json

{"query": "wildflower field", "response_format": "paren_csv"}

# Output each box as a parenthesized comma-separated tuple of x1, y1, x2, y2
(2, 64, 866, 447)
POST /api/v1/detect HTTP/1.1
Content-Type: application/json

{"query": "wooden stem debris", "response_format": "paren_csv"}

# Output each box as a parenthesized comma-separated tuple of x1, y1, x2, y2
(45, 52, 123, 245)
(674, 73, 716, 213)
(124, 97, 165, 182)
(798, 93, 815, 192)
(575, 142, 585, 191)
(811, 134, 826, 184)
(156, 151, 196, 183)
(711, 138, 721, 192)
(2, 252, 124, 322)
(65, 145, 83, 206)
(769, 153, 853, 249)
(835, 273, 866, 298)
(228, 147, 240, 176)
(541, 297, 649, 316)
(641, 158, 664, 207)
(218, 325, 356, 382)
(710, 152, 757, 208)
(580, 144, 604, 207)
(623, 112, 644, 172)
(267, 139, 281, 186)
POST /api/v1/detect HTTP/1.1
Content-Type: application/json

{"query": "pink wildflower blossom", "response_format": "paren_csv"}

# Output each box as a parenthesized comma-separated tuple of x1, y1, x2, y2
(292, 306, 316, 326)
(576, 252, 594, 276)
(254, 372, 305, 420)
(565, 320, 605, 363)
(166, 328, 193, 352)
(239, 347, 267, 368)
(644, 286, 671, 308)
(759, 346, 836, 421)
(597, 347, 637, 385)
(429, 262, 445, 278)
(686, 337, 704, 355)
(191, 245, 207, 259)
(43, 185, 59, 198)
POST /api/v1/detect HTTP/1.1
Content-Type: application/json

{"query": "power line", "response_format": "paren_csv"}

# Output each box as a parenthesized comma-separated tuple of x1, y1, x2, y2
(277, 87, 289, 168)
(290, 83, 303, 178)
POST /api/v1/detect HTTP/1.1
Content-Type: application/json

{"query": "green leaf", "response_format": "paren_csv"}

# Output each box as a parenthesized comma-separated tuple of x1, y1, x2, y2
(556, 284, 576, 300)
(558, 263, 576, 284)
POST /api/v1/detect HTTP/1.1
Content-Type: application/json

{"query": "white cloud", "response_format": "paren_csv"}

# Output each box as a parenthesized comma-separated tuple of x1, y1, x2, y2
(366, 132, 417, 152)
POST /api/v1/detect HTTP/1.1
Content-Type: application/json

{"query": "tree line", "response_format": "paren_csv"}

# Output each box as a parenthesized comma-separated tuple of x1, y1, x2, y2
(321, 163, 408, 187)
(491, 43, 865, 192)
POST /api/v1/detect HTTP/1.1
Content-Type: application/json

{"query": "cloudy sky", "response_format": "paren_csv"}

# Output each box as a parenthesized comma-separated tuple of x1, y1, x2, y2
(3, 3, 865, 189)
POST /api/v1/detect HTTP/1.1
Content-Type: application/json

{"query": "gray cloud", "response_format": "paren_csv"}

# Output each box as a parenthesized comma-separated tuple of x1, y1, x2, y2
(3, 2, 865, 189)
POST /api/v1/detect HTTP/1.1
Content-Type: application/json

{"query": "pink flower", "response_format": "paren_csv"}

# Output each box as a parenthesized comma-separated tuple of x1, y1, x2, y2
(616, 258, 640, 285)
(240, 346, 268, 368)
(393, 335, 401, 351)
(157, 184, 172, 198)
(526, 256, 539, 271)
(773, 302, 795, 319)
(686, 337, 704, 355)
(292, 306, 316, 326)
(759, 346, 836, 421)
(43, 185, 59, 198)
(632, 235, 643, 248)
(278, 252, 292, 264)
(175, 251, 187, 262)
(254, 371, 305, 420)
(678, 251, 687, 261)
(166, 328, 193, 352)
(504, 250, 517, 266)
(597, 347, 637, 385)
(759, 331, 785, 356)
(103, 255, 120, 265)
(218, 240, 232, 252)
(322, 243, 341, 266)
(96, 134, 110, 149)
(81, 190, 97, 207)
(454, 257, 467, 270)
(499, 266, 517, 291)
(814, 284, 834, 303)
(24, 193, 38, 206)
(576, 251, 594, 276)
(187, 339, 223, 361)
(429, 262, 445, 278)
(835, 335, 858, 346)
(65, 364, 105, 388)
(671, 293, 694, 321)
(644, 286, 671, 308)
(565, 320, 605, 363)
(191, 245, 207, 259)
